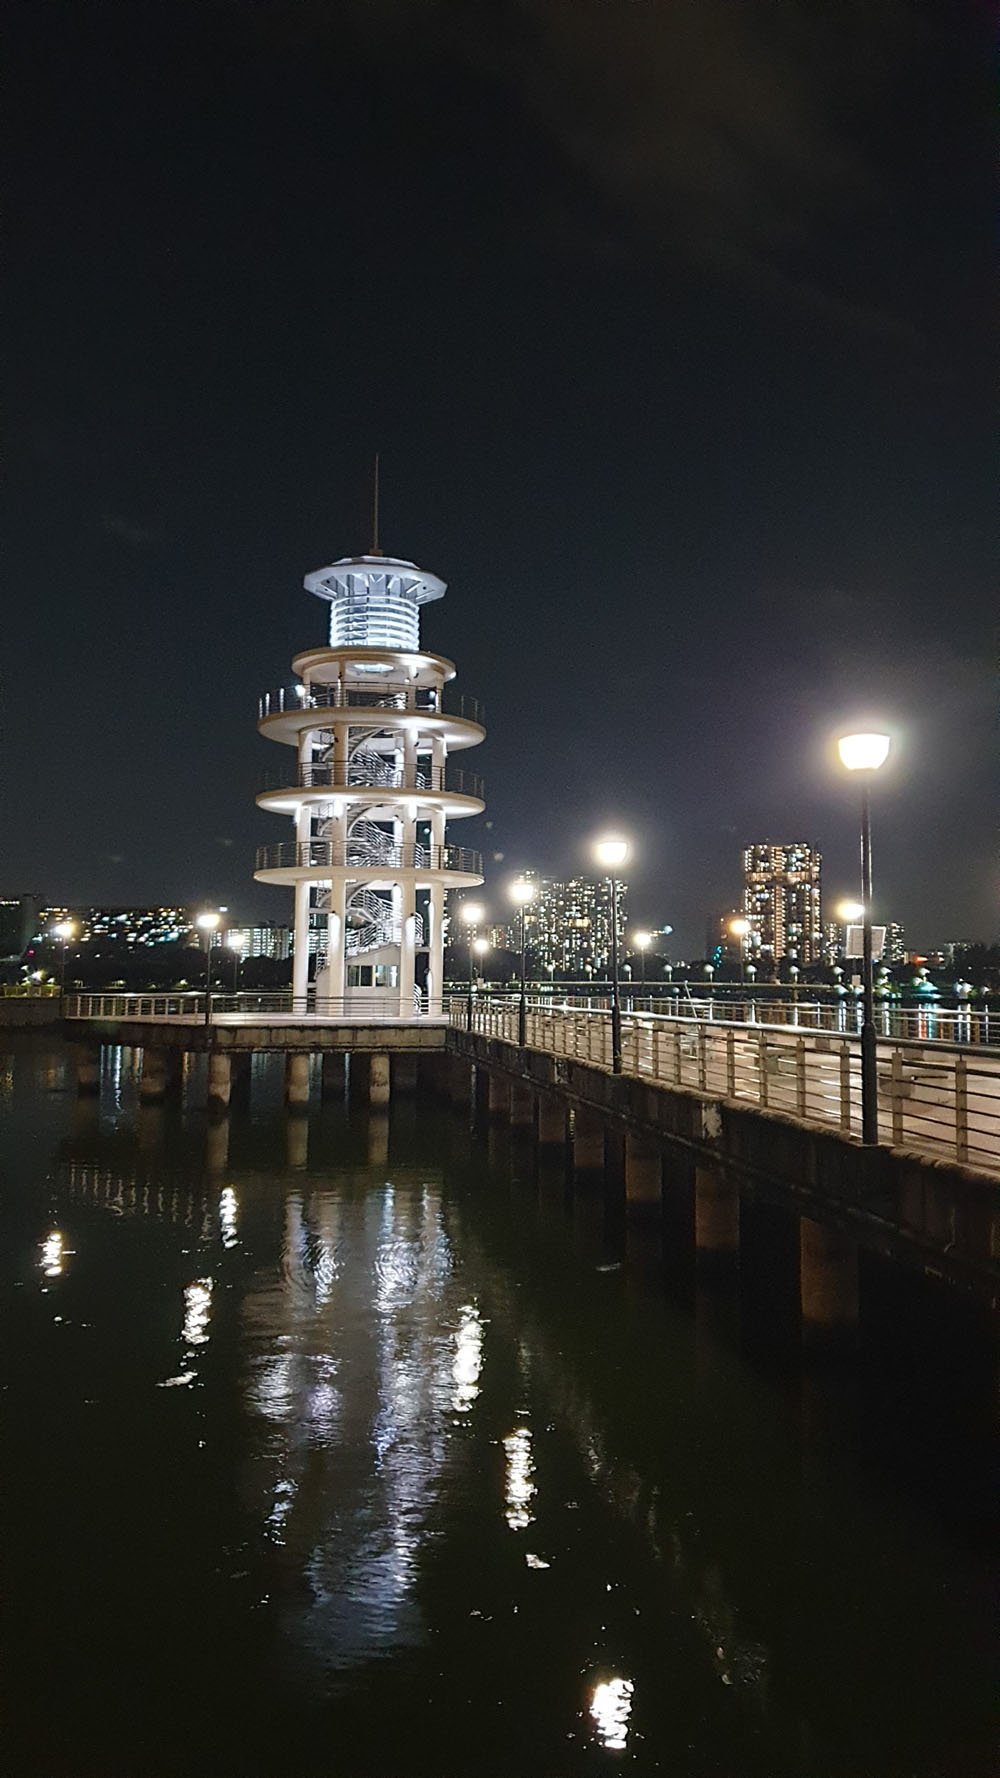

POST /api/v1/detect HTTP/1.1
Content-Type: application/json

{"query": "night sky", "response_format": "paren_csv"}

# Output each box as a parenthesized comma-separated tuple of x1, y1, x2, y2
(6, 0, 994, 956)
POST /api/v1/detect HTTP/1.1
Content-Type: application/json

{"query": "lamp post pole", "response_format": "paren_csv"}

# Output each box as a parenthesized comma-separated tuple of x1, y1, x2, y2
(458, 902, 485, 1032)
(608, 874, 622, 1073)
(859, 782, 877, 1143)
(204, 930, 214, 1027)
(517, 902, 528, 1047)
(837, 730, 890, 1145)
(509, 879, 535, 1049)
(594, 837, 629, 1074)
(53, 920, 75, 1011)
(197, 912, 221, 1029)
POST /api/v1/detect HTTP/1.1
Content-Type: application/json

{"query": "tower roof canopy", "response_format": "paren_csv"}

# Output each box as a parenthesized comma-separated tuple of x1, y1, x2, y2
(304, 555, 446, 605)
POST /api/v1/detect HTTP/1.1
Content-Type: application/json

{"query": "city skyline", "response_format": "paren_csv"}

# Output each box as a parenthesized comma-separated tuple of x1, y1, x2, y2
(5, 2, 993, 958)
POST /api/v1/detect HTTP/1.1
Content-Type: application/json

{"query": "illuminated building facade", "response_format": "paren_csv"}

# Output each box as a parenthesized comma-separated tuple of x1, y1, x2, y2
(226, 923, 292, 961)
(36, 905, 193, 948)
(743, 843, 822, 966)
(255, 542, 485, 1014)
(515, 874, 627, 977)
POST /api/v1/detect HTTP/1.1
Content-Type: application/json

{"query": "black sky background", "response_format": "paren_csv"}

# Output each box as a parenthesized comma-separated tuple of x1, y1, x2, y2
(5, 0, 995, 955)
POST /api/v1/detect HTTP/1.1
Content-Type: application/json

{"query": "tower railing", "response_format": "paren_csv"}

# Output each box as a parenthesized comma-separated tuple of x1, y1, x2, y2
(258, 763, 485, 799)
(255, 839, 483, 875)
(258, 685, 485, 724)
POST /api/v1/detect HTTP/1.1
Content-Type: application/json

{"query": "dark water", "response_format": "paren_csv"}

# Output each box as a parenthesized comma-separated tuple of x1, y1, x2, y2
(1, 1038, 995, 1778)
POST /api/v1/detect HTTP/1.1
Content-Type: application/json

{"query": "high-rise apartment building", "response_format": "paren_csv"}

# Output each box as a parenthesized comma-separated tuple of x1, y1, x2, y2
(743, 843, 822, 966)
(226, 923, 292, 961)
(35, 906, 194, 948)
(514, 874, 628, 977)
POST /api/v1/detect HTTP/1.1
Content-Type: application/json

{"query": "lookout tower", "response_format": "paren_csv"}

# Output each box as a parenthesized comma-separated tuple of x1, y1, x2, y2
(254, 546, 485, 1016)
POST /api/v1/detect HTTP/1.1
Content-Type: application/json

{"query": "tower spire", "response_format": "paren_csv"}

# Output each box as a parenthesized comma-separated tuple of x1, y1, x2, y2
(370, 453, 382, 556)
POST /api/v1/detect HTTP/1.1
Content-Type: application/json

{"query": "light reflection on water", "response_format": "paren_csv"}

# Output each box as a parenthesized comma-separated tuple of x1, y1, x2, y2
(503, 1425, 536, 1530)
(589, 1675, 635, 1750)
(2, 1043, 996, 1778)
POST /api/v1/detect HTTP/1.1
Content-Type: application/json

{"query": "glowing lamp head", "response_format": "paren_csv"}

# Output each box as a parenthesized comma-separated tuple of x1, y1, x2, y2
(53, 920, 76, 942)
(837, 732, 890, 773)
(594, 836, 629, 871)
(460, 901, 484, 926)
(472, 936, 490, 957)
(225, 932, 245, 952)
(728, 918, 750, 939)
(837, 899, 865, 923)
(509, 878, 535, 907)
(632, 930, 652, 951)
(197, 911, 221, 934)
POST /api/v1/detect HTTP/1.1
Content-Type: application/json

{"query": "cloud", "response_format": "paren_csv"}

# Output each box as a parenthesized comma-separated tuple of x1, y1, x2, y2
(98, 514, 165, 550)
(489, 0, 922, 342)
(246, 0, 923, 344)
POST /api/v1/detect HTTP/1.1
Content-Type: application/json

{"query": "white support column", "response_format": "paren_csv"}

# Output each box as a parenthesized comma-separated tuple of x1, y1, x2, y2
(333, 723, 349, 787)
(326, 875, 347, 1008)
(428, 883, 445, 1017)
(292, 878, 310, 1006)
(399, 909, 417, 1015)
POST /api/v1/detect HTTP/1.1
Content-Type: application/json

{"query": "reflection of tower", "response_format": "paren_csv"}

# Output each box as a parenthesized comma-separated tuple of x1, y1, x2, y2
(255, 543, 485, 1016)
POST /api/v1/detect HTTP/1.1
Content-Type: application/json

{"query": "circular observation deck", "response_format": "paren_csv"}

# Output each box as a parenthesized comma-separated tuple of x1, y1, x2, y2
(257, 681, 485, 750)
(254, 838, 484, 891)
(291, 646, 457, 688)
(256, 761, 485, 820)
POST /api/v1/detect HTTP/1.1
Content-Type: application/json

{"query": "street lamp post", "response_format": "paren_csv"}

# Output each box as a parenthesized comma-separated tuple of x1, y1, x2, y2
(727, 916, 750, 982)
(594, 837, 629, 1074)
(459, 901, 485, 1031)
(509, 878, 535, 1047)
(197, 911, 221, 1028)
(226, 931, 245, 997)
(838, 731, 890, 1143)
(632, 930, 651, 995)
(52, 920, 76, 1008)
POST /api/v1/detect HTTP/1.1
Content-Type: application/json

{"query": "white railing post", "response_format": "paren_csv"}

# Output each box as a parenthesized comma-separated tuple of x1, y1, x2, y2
(955, 1053, 968, 1163)
(839, 1043, 852, 1132)
(890, 1048, 905, 1145)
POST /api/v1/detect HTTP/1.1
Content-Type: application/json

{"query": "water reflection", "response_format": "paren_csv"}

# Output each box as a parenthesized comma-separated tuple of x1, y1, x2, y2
(451, 1302, 484, 1411)
(589, 1675, 634, 1750)
(39, 1229, 65, 1277)
(503, 1424, 535, 1529)
(182, 1278, 213, 1347)
(219, 1186, 239, 1249)
(242, 1173, 468, 1668)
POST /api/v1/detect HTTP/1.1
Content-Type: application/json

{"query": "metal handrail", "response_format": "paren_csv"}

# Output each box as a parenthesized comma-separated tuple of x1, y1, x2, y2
(63, 992, 444, 1022)
(486, 990, 996, 1047)
(257, 763, 485, 799)
(255, 839, 483, 874)
(258, 685, 485, 724)
(454, 997, 1000, 1174)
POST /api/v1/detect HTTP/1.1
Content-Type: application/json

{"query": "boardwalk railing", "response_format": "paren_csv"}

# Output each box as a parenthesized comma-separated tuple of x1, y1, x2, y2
(454, 996, 1000, 1176)
(63, 992, 444, 1024)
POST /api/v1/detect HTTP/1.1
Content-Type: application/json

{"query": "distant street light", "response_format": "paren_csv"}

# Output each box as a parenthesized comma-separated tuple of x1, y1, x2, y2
(837, 730, 891, 1142)
(594, 836, 629, 1073)
(727, 916, 750, 984)
(459, 901, 486, 1030)
(226, 930, 245, 995)
(509, 878, 535, 1047)
(52, 919, 76, 1006)
(632, 929, 652, 989)
(197, 911, 221, 1027)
